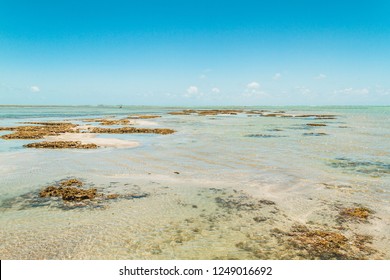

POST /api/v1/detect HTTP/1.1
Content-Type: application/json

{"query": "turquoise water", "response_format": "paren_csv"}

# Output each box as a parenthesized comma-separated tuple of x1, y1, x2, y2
(0, 106, 389, 259)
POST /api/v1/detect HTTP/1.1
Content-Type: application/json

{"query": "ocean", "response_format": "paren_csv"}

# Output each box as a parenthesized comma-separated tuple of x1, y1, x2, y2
(0, 105, 389, 259)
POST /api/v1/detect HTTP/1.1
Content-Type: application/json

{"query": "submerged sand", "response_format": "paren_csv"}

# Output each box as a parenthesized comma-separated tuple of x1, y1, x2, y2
(0, 107, 389, 260)
(44, 133, 139, 148)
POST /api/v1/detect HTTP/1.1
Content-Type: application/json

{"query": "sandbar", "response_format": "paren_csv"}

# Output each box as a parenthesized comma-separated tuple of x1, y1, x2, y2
(44, 133, 139, 148)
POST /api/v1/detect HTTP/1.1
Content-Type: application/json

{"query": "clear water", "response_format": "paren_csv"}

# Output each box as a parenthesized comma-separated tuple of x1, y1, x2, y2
(0, 106, 389, 259)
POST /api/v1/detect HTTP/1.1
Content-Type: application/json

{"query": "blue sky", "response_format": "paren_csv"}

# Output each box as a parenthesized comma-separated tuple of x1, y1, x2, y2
(1, 0, 390, 106)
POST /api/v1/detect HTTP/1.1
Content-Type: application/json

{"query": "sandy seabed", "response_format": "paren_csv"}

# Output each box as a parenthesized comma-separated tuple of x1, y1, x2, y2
(44, 133, 140, 149)
(0, 107, 389, 259)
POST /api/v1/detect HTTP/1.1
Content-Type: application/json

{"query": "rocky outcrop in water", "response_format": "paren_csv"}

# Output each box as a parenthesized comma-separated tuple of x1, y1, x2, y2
(128, 115, 161, 119)
(24, 141, 99, 149)
(338, 207, 374, 222)
(0, 123, 79, 140)
(88, 127, 175, 134)
(306, 123, 327, 127)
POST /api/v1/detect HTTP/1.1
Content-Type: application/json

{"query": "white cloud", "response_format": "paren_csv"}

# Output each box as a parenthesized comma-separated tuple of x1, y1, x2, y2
(295, 86, 313, 96)
(243, 82, 268, 98)
(187, 86, 198, 94)
(273, 73, 281, 80)
(375, 86, 390, 96)
(211, 87, 220, 93)
(30, 85, 40, 93)
(334, 87, 370, 96)
(315, 74, 327, 80)
(184, 86, 204, 98)
(246, 82, 260, 90)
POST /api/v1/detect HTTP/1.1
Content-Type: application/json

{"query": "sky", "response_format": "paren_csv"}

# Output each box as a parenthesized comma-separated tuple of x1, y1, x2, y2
(1, 0, 390, 106)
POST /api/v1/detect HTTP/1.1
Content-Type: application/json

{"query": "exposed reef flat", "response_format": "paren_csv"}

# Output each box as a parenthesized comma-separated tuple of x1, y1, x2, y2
(128, 115, 161, 119)
(0, 117, 173, 148)
(24, 141, 99, 149)
(306, 123, 327, 127)
(167, 109, 337, 119)
(0, 107, 388, 260)
(0, 122, 79, 139)
(88, 127, 175, 135)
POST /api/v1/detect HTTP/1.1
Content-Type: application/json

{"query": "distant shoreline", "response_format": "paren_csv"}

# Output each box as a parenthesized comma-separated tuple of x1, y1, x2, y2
(1, 104, 389, 108)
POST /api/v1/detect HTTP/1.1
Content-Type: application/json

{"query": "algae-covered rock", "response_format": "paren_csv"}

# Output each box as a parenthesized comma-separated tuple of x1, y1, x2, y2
(24, 141, 99, 149)
(306, 123, 327, 127)
(100, 119, 133, 125)
(0, 123, 79, 140)
(302, 132, 328, 136)
(284, 224, 377, 259)
(128, 115, 161, 119)
(59, 179, 83, 187)
(88, 127, 175, 135)
(339, 207, 374, 222)
(40, 185, 97, 201)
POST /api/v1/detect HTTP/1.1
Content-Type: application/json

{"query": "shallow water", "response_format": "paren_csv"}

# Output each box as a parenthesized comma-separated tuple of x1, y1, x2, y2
(0, 106, 389, 259)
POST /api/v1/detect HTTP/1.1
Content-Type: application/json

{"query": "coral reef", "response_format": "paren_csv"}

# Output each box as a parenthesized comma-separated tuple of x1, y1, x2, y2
(99, 119, 133, 125)
(36, 178, 149, 208)
(88, 127, 175, 134)
(80, 118, 133, 125)
(40, 178, 97, 201)
(59, 179, 84, 187)
(306, 123, 327, 127)
(339, 207, 374, 222)
(40, 185, 97, 201)
(24, 141, 99, 149)
(0, 123, 79, 140)
(283, 224, 377, 259)
(128, 115, 161, 119)
(302, 132, 328, 136)
(166, 109, 337, 120)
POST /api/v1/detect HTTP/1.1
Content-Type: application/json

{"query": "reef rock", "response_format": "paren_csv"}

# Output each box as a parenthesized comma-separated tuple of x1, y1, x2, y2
(24, 141, 99, 149)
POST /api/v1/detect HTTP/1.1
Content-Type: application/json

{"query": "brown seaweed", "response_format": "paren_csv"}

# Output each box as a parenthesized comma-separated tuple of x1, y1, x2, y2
(88, 127, 175, 134)
(24, 141, 99, 149)
(1, 123, 79, 140)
